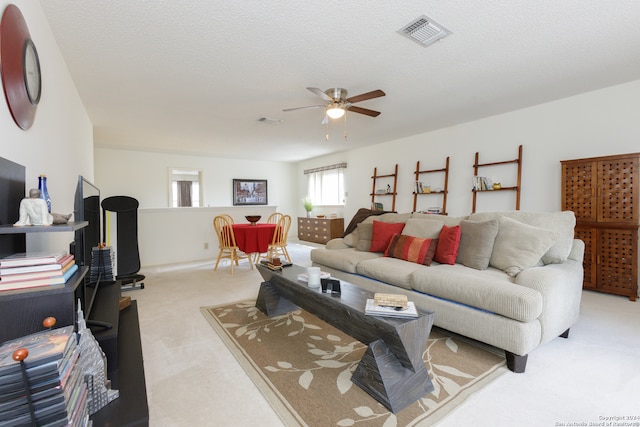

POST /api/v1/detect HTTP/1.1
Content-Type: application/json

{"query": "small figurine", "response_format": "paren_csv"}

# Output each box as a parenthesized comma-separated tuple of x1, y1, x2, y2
(13, 188, 72, 226)
(52, 213, 72, 225)
(14, 189, 53, 226)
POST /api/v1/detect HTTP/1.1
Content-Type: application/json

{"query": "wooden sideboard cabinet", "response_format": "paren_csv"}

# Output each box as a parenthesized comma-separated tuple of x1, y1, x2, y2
(298, 217, 344, 244)
(561, 152, 639, 301)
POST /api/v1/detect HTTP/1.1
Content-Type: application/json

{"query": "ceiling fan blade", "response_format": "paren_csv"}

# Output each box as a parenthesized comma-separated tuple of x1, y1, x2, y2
(346, 89, 386, 104)
(307, 87, 333, 102)
(282, 105, 325, 112)
(347, 106, 381, 117)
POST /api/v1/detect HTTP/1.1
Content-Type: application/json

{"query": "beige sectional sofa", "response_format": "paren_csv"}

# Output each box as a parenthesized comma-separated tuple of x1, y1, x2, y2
(310, 210, 584, 372)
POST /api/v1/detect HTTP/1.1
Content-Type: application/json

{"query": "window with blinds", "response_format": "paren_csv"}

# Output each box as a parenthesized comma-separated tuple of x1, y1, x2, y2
(304, 163, 346, 206)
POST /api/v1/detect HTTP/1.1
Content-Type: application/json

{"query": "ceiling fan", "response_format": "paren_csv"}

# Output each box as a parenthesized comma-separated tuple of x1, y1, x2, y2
(283, 87, 385, 120)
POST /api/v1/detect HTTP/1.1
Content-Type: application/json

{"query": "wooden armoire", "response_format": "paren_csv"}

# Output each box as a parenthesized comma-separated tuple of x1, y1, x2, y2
(561, 153, 639, 301)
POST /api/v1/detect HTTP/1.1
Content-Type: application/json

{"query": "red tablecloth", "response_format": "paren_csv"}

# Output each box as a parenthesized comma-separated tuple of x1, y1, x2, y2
(231, 224, 277, 254)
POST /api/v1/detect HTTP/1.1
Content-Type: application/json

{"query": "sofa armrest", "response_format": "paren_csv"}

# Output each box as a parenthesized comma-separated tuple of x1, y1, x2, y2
(515, 259, 583, 344)
(568, 239, 584, 263)
(325, 238, 351, 250)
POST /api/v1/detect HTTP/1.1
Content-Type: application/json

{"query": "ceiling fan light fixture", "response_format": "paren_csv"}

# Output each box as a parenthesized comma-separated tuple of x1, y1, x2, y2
(326, 104, 345, 119)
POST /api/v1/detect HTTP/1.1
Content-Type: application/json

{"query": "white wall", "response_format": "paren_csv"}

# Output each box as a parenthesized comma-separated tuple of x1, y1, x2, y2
(299, 79, 640, 223)
(94, 148, 297, 266)
(94, 80, 640, 267)
(0, 1, 93, 253)
(96, 79, 640, 267)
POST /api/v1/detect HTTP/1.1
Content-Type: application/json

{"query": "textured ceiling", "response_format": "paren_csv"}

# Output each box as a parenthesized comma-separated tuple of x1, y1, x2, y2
(39, 1, 640, 162)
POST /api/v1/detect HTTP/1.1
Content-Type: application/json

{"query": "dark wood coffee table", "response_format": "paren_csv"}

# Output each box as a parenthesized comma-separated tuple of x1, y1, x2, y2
(256, 264, 435, 413)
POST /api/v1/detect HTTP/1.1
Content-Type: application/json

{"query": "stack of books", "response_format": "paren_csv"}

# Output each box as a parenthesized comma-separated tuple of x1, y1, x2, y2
(0, 326, 89, 426)
(76, 303, 119, 415)
(89, 246, 114, 284)
(0, 251, 78, 292)
(365, 293, 419, 318)
(472, 175, 494, 191)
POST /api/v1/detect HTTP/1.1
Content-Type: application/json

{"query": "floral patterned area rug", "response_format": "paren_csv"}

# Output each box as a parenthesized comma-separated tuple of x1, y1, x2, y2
(201, 301, 507, 427)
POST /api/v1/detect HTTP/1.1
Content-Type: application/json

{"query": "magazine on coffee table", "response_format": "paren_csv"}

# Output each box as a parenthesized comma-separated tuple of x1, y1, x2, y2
(365, 299, 419, 318)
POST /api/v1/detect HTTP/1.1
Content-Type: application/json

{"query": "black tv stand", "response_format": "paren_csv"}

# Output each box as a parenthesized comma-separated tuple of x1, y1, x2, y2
(88, 279, 149, 426)
(85, 278, 116, 330)
(86, 320, 112, 329)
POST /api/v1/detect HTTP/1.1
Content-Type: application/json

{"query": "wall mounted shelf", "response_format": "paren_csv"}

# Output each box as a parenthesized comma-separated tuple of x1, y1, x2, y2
(370, 164, 398, 211)
(0, 221, 88, 234)
(412, 157, 449, 215)
(472, 145, 522, 213)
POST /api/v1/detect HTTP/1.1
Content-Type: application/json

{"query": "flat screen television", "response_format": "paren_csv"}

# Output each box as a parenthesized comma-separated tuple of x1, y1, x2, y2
(73, 175, 101, 268)
(73, 175, 112, 329)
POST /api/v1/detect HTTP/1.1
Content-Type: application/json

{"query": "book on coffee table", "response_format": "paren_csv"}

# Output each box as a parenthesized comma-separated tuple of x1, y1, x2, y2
(373, 293, 408, 309)
(365, 299, 419, 318)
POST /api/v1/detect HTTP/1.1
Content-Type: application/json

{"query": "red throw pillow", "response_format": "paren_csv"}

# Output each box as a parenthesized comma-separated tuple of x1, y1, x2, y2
(434, 225, 461, 265)
(369, 221, 405, 252)
(384, 233, 438, 266)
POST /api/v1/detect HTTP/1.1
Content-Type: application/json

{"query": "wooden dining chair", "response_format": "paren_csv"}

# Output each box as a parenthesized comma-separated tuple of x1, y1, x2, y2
(258, 214, 292, 263)
(266, 212, 283, 224)
(213, 215, 253, 274)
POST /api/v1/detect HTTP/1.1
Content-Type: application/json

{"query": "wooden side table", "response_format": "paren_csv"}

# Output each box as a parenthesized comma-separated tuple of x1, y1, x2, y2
(297, 217, 344, 244)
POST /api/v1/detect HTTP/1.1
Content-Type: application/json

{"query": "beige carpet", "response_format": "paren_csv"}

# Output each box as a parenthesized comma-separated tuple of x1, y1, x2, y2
(201, 301, 507, 427)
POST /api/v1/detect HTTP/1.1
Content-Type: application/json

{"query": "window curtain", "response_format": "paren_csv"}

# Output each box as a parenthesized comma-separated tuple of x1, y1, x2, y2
(177, 180, 192, 207)
(304, 163, 346, 205)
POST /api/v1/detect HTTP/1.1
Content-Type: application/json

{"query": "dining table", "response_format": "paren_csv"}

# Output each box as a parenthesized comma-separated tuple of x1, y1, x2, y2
(231, 223, 277, 256)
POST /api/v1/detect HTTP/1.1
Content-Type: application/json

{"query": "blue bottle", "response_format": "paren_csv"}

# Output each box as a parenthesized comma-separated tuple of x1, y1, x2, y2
(38, 174, 51, 213)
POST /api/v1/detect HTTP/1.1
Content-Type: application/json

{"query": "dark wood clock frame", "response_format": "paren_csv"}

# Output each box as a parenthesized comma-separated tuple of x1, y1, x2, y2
(1, 4, 41, 130)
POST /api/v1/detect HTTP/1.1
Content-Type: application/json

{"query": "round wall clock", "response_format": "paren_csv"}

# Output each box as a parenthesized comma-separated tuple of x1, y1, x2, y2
(1, 4, 41, 130)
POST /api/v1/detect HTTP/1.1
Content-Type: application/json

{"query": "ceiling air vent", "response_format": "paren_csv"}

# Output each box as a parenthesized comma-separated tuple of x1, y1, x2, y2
(257, 117, 283, 125)
(398, 15, 451, 47)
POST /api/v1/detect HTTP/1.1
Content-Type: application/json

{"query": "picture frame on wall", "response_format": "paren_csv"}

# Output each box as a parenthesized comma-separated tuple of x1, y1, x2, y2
(232, 179, 268, 206)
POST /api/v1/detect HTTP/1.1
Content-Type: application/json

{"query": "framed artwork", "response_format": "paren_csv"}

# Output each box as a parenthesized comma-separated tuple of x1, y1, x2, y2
(233, 179, 268, 206)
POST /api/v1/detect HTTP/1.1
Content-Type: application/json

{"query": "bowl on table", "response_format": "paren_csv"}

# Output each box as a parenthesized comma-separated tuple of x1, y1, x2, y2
(245, 215, 261, 226)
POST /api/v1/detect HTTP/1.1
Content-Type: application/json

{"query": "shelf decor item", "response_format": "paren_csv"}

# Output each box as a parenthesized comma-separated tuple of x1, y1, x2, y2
(302, 197, 313, 217)
(37, 174, 51, 213)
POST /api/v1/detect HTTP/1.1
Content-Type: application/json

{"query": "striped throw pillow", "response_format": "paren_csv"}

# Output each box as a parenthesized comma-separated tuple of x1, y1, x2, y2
(384, 233, 438, 266)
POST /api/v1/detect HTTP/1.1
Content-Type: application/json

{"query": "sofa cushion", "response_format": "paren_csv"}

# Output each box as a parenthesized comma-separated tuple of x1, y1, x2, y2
(434, 225, 461, 265)
(490, 216, 559, 277)
(354, 223, 373, 251)
(361, 212, 412, 225)
(384, 233, 438, 266)
(369, 221, 405, 252)
(411, 265, 543, 322)
(402, 217, 444, 238)
(343, 232, 357, 247)
(456, 219, 499, 270)
(310, 248, 381, 274)
(469, 211, 576, 264)
(411, 213, 467, 227)
(356, 257, 426, 290)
